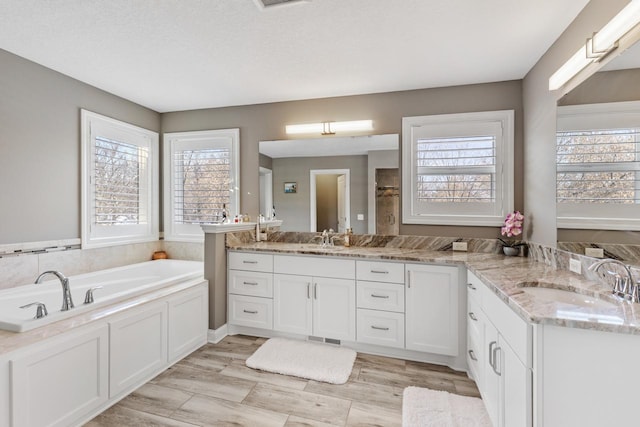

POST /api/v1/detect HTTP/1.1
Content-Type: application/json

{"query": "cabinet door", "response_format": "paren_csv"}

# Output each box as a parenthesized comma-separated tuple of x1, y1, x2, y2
(168, 283, 208, 364)
(11, 324, 109, 427)
(483, 321, 501, 427)
(313, 277, 356, 341)
(405, 264, 459, 356)
(273, 274, 313, 335)
(110, 302, 168, 398)
(501, 337, 531, 427)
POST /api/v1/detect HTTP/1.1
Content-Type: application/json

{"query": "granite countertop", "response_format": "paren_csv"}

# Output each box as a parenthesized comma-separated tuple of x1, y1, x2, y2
(229, 242, 640, 335)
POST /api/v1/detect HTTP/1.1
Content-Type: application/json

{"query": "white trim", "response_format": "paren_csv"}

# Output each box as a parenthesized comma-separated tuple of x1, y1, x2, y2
(207, 324, 229, 343)
(163, 129, 240, 242)
(309, 169, 351, 232)
(80, 110, 159, 249)
(402, 110, 514, 226)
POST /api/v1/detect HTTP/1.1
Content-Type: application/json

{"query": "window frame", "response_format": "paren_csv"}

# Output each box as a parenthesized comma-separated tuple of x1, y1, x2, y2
(556, 101, 640, 231)
(81, 109, 159, 249)
(402, 110, 514, 226)
(163, 129, 240, 242)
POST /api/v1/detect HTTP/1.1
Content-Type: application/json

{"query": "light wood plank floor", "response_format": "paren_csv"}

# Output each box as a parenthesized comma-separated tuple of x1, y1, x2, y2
(86, 335, 480, 426)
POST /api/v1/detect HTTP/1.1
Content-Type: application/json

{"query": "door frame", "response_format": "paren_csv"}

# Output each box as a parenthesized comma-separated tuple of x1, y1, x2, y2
(309, 169, 350, 232)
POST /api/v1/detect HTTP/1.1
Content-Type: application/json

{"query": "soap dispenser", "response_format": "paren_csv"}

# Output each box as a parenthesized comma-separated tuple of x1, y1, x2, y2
(344, 228, 353, 247)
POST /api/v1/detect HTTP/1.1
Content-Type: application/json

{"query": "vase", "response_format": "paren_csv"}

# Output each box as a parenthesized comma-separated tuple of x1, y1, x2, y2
(503, 246, 519, 256)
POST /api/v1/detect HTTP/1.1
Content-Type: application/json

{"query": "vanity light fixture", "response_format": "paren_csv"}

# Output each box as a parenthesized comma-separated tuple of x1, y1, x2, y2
(285, 120, 373, 136)
(549, 0, 640, 91)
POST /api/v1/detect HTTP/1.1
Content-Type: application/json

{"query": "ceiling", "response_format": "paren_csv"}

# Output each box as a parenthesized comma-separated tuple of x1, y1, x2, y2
(0, 0, 589, 113)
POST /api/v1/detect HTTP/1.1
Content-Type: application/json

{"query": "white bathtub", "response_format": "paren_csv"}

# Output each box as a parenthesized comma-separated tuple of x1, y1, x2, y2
(0, 259, 204, 332)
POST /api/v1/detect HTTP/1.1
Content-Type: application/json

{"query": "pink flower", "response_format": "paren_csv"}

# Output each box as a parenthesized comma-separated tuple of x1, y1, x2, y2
(501, 211, 523, 238)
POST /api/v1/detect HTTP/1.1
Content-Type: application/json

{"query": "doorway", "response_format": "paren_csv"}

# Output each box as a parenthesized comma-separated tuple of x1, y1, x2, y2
(310, 169, 350, 232)
(259, 167, 273, 219)
(375, 168, 399, 235)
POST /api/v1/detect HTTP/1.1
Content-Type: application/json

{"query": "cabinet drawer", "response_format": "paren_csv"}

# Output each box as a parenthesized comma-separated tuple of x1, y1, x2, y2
(466, 333, 483, 387)
(357, 309, 405, 349)
(357, 281, 405, 312)
(274, 255, 355, 279)
(228, 270, 273, 298)
(228, 295, 273, 330)
(467, 293, 482, 344)
(228, 252, 273, 272)
(467, 270, 483, 304)
(356, 261, 404, 283)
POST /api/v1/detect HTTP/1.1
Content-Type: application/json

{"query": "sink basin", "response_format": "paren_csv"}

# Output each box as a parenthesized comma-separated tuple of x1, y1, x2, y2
(518, 283, 617, 309)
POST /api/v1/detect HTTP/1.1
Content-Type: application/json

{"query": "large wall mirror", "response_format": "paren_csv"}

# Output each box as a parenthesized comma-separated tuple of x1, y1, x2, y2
(556, 41, 640, 263)
(259, 134, 399, 234)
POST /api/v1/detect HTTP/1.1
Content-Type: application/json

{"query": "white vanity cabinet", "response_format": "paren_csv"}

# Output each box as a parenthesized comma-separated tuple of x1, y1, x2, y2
(356, 260, 405, 349)
(405, 264, 460, 356)
(273, 255, 356, 341)
(228, 252, 274, 330)
(468, 270, 532, 427)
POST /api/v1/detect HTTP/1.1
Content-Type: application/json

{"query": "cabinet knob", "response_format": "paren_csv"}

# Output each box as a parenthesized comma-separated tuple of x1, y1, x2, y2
(371, 294, 390, 299)
(468, 312, 478, 321)
(371, 325, 390, 331)
(468, 349, 478, 361)
(243, 309, 258, 314)
(467, 283, 477, 290)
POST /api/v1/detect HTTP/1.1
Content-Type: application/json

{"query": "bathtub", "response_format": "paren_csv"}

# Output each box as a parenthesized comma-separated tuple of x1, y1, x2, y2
(0, 259, 204, 332)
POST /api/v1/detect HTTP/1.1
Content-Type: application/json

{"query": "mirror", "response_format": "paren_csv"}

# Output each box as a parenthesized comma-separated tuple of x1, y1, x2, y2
(556, 41, 640, 263)
(259, 134, 399, 234)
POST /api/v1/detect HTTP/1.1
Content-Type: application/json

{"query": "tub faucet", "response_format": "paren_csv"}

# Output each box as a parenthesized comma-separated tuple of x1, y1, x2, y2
(35, 271, 75, 311)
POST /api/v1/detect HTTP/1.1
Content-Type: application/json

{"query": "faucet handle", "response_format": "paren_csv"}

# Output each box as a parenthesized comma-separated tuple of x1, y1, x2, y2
(84, 286, 103, 304)
(20, 302, 48, 319)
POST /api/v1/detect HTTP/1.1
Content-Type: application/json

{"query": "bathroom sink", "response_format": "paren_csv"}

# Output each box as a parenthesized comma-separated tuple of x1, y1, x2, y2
(517, 282, 617, 309)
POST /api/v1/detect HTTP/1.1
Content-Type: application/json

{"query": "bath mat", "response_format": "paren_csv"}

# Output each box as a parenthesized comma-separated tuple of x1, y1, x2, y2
(245, 337, 356, 384)
(402, 387, 491, 427)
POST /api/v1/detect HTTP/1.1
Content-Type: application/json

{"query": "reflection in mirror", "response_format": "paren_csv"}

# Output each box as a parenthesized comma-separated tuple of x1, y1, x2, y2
(259, 134, 399, 234)
(556, 41, 640, 263)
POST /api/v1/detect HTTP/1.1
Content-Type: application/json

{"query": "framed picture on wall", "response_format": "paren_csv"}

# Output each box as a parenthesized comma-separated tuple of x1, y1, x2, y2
(284, 182, 297, 193)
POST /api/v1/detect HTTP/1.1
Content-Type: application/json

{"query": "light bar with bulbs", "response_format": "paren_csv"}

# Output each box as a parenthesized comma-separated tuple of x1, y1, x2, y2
(549, 0, 640, 91)
(285, 120, 373, 135)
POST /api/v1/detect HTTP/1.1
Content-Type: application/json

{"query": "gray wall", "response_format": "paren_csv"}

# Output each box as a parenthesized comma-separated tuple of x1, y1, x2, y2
(162, 80, 523, 239)
(272, 155, 368, 233)
(522, 0, 629, 246)
(0, 48, 160, 245)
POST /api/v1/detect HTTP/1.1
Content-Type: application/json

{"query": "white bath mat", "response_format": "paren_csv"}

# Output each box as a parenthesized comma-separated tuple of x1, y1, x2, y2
(402, 387, 491, 427)
(245, 337, 356, 384)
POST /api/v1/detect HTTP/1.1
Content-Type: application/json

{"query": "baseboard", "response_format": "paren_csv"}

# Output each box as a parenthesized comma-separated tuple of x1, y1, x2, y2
(207, 324, 229, 343)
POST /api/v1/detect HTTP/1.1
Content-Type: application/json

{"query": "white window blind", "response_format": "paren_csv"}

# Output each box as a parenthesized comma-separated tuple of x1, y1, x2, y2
(81, 110, 159, 248)
(402, 111, 514, 226)
(557, 101, 640, 230)
(164, 129, 240, 242)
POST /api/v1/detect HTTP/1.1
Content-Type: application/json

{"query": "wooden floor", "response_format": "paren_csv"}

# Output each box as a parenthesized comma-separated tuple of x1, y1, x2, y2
(86, 335, 480, 426)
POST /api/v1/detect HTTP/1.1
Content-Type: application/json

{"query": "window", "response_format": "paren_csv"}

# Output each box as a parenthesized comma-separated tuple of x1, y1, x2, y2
(402, 110, 514, 226)
(557, 101, 640, 230)
(163, 129, 240, 241)
(81, 110, 159, 248)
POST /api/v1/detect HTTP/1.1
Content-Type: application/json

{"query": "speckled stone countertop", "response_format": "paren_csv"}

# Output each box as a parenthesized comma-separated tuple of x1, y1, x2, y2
(229, 242, 640, 335)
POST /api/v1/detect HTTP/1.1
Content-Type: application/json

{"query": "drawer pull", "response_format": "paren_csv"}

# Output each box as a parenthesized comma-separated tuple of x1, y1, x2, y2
(371, 325, 390, 331)
(467, 283, 477, 290)
(468, 312, 478, 321)
(370, 269, 389, 274)
(243, 281, 259, 286)
(371, 294, 390, 299)
(307, 283, 311, 299)
(243, 260, 258, 264)
(243, 309, 258, 314)
(468, 349, 478, 361)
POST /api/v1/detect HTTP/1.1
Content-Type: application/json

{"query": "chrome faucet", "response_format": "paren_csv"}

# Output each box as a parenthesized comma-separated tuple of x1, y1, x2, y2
(321, 229, 331, 248)
(35, 271, 75, 311)
(588, 259, 639, 302)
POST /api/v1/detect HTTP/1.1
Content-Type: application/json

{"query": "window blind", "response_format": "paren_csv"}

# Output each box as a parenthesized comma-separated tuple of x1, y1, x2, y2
(415, 135, 496, 203)
(173, 147, 231, 224)
(93, 136, 149, 225)
(556, 128, 640, 204)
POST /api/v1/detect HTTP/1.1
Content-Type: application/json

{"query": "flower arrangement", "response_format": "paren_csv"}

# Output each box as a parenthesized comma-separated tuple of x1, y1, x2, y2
(499, 210, 526, 248)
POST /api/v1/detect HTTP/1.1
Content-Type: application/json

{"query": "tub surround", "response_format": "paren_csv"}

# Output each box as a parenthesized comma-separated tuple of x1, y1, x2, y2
(227, 240, 640, 335)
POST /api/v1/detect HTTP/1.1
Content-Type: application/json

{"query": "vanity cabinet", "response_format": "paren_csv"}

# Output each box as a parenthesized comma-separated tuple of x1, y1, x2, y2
(405, 264, 459, 356)
(273, 255, 356, 341)
(228, 252, 274, 330)
(356, 260, 405, 348)
(468, 270, 532, 427)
